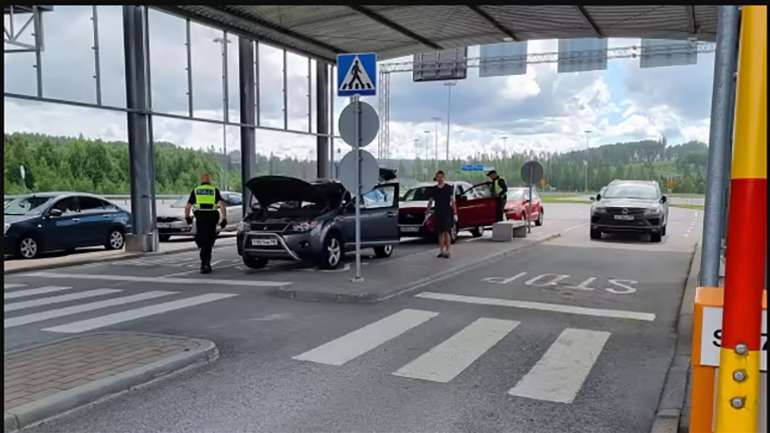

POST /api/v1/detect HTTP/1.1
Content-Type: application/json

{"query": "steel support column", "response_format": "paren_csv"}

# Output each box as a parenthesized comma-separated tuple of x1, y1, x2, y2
(316, 61, 329, 178)
(700, 6, 740, 287)
(239, 37, 256, 213)
(122, 5, 157, 252)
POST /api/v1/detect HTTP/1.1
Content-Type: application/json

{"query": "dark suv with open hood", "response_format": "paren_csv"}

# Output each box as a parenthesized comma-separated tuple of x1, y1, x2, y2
(236, 176, 400, 269)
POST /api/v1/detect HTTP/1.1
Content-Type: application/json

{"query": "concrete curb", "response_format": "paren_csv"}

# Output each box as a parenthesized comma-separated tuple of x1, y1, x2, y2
(3, 332, 219, 433)
(4, 238, 236, 275)
(649, 243, 700, 433)
(271, 232, 562, 304)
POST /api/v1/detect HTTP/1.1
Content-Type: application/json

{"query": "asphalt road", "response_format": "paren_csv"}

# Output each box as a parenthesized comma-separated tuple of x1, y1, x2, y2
(4, 203, 702, 433)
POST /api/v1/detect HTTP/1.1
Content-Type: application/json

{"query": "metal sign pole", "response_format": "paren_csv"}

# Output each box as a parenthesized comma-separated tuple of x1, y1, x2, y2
(353, 95, 363, 282)
(528, 169, 533, 233)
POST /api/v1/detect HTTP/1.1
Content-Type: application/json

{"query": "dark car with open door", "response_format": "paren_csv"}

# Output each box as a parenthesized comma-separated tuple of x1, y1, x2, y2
(236, 176, 400, 269)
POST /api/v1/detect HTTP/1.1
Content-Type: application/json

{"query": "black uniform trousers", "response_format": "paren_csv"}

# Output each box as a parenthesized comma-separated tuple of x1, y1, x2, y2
(194, 210, 219, 266)
(495, 197, 506, 222)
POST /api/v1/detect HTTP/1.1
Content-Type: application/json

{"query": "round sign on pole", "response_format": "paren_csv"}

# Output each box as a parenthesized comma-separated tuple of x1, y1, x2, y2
(339, 101, 379, 147)
(521, 160, 544, 185)
(338, 149, 379, 194)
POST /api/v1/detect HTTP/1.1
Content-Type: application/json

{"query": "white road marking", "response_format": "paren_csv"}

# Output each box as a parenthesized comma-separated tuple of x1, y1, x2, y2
(292, 309, 439, 366)
(5, 291, 176, 328)
(508, 328, 610, 403)
(21, 272, 291, 287)
(4, 286, 73, 300)
(4, 283, 26, 289)
(415, 292, 655, 321)
(5, 289, 121, 312)
(393, 317, 519, 383)
(41, 293, 238, 333)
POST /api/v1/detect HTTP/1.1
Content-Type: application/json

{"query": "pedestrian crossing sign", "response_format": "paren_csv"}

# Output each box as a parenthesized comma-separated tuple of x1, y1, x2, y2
(337, 53, 377, 97)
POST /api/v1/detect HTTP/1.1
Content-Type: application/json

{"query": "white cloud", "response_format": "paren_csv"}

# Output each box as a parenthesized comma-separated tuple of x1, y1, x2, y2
(502, 69, 541, 101)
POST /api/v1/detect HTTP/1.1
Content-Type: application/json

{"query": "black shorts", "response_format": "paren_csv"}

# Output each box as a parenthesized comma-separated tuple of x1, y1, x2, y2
(434, 211, 454, 233)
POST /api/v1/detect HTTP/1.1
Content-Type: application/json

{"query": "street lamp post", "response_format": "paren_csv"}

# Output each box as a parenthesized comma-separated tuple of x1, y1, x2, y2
(431, 116, 441, 165)
(213, 36, 231, 191)
(584, 130, 592, 192)
(444, 82, 456, 161)
(424, 130, 432, 180)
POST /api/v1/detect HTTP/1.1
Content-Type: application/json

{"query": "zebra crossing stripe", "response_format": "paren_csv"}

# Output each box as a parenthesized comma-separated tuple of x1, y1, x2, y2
(5, 289, 122, 312)
(4, 283, 26, 289)
(4, 286, 73, 300)
(507, 328, 610, 403)
(5, 291, 176, 328)
(393, 317, 519, 383)
(41, 293, 238, 333)
(293, 309, 439, 366)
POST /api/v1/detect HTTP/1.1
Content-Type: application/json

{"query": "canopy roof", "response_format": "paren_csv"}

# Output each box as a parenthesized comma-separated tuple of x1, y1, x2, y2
(159, 5, 718, 62)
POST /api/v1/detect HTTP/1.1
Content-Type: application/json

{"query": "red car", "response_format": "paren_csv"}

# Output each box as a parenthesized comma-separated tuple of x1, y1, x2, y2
(504, 187, 544, 226)
(398, 181, 499, 242)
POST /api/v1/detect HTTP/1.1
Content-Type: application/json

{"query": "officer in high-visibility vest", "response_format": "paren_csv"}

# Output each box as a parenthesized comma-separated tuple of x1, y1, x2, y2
(487, 170, 508, 222)
(184, 172, 227, 274)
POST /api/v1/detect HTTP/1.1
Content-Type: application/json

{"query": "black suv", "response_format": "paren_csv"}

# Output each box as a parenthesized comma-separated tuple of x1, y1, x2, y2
(236, 176, 399, 269)
(590, 180, 669, 242)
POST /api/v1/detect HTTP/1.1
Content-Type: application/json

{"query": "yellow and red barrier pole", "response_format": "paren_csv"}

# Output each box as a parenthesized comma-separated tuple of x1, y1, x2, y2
(714, 5, 767, 432)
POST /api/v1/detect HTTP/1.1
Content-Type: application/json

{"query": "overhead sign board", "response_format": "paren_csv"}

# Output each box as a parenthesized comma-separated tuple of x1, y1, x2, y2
(640, 39, 698, 69)
(413, 47, 468, 82)
(479, 41, 528, 77)
(557, 38, 608, 73)
(337, 53, 377, 97)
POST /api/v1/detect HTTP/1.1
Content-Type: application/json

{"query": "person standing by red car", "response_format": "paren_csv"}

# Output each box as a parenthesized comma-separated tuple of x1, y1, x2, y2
(425, 170, 457, 258)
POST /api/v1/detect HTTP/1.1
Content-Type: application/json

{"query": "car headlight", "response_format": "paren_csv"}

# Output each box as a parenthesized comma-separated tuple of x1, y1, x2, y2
(4, 223, 10, 234)
(290, 221, 318, 232)
(644, 207, 662, 216)
(592, 206, 607, 214)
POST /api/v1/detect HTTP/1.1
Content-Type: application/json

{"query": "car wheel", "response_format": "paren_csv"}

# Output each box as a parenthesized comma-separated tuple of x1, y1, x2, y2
(590, 228, 601, 240)
(650, 232, 662, 243)
(470, 227, 483, 237)
(105, 229, 125, 250)
(159, 234, 171, 242)
(535, 211, 544, 226)
(374, 245, 394, 258)
(450, 224, 459, 244)
(243, 256, 268, 269)
(319, 233, 343, 269)
(16, 236, 40, 259)
(661, 225, 667, 236)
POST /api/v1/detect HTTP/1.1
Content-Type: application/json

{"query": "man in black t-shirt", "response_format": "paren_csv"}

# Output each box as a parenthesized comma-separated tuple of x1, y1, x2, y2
(425, 170, 458, 258)
(184, 172, 227, 274)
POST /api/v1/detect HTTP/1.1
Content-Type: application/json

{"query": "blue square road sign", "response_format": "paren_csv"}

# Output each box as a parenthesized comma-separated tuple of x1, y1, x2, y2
(337, 53, 377, 97)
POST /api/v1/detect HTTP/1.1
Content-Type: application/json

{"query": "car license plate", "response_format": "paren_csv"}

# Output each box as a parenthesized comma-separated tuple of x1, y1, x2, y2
(614, 215, 634, 221)
(251, 238, 277, 246)
(401, 226, 419, 233)
(157, 223, 170, 229)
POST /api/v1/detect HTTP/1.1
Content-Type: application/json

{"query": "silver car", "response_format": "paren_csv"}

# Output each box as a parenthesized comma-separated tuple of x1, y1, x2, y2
(156, 191, 243, 241)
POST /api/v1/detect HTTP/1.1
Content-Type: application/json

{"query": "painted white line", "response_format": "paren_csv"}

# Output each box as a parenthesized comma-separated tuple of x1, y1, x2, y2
(4, 286, 73, 300)
(393, 317, 519, 383)
(293, 309, 439, 366)
(5, 289, 122, 312)
(41, 293, 238, 333)
(508, 328, 610, 403)
(21, 272, 291, 287)
(4, 283, 26, 289)
(5, 291, 176, 328)
(415, 292, 655, 322)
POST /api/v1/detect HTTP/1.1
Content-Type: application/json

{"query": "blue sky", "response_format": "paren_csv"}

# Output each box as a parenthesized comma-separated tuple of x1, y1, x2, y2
(4, 6, 715, 161)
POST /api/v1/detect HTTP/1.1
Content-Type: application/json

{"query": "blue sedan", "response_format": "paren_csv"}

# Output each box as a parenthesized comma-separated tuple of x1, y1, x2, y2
(4, 192, 133, 259)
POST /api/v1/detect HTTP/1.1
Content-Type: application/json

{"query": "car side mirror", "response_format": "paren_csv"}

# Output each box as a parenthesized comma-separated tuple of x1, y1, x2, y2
(660, 196, 667, 204)
(596, 194, 602, 201)
(589, 196, 595, 202)
(48, 208, 63, 218)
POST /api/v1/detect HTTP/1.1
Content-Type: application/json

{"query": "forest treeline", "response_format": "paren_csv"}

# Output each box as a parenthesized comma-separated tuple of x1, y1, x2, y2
(3, 132, 707, 195)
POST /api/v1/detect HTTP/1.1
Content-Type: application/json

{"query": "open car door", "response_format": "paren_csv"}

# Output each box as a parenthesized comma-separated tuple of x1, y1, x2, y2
(457, 182, 497, 228)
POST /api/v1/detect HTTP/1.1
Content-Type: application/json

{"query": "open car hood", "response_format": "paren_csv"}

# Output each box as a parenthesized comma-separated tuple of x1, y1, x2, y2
(245, 175, 344, 206)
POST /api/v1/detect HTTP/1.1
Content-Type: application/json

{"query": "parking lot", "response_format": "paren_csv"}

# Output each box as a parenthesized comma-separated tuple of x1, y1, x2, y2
(3, 202, 703, 433)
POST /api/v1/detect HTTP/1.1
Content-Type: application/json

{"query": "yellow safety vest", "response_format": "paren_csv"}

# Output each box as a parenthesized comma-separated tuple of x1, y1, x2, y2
(490, 178, 506, 198)
(193, 184, 217, 210)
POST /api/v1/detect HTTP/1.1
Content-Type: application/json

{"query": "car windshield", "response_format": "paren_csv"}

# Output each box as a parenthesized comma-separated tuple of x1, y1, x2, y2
(252, 199, 328, 218)
(403, 186, 433, 201)
(603, 183, 658, 200)
(507, 188, 529, 200)
(172, 195, 189, 207)
(4, 196, 53, 215)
